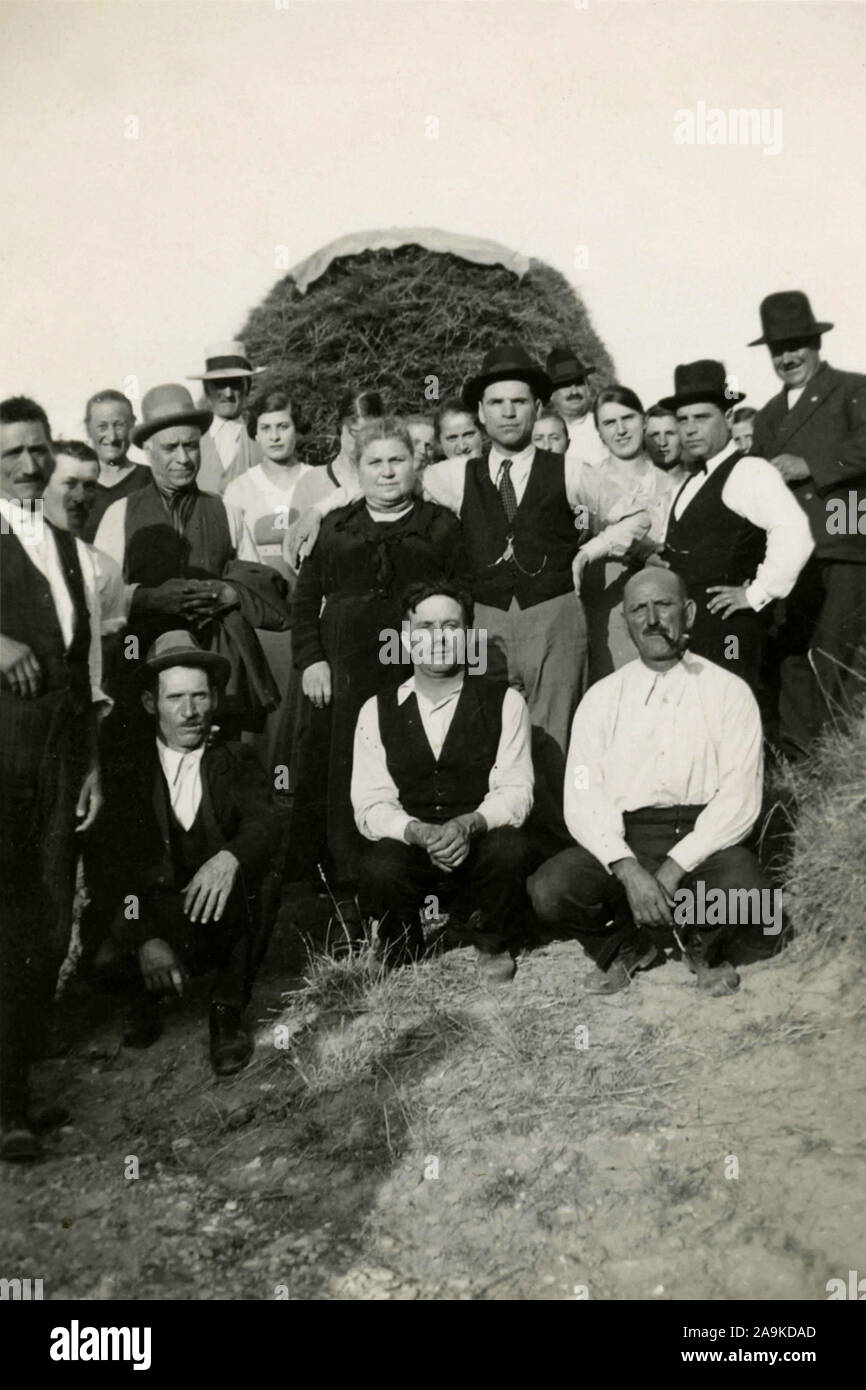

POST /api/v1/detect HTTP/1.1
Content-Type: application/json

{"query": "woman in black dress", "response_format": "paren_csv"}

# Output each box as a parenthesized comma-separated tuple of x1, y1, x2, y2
(289, 417, 467, 898)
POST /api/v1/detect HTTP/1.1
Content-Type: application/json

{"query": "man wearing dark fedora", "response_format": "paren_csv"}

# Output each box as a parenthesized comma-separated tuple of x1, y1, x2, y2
(749, 291, 866, 755)
(99, 630, 281, 1073)
(546, 346, 607, 466)
(658, 360, 813, 693)
(188, 341, 265, 496)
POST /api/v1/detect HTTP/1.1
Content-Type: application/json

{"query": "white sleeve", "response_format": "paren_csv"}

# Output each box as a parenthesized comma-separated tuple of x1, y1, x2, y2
(723, 458, 815, 609)
(419, 458, 466, 516)
(93, 498, 128, 571)
(668, 674, 764, 873)
(563, 683, 634, 870)
(475, 687, 534, 829)
(351, 696, 413, 843)
(91, 545, 133, 630)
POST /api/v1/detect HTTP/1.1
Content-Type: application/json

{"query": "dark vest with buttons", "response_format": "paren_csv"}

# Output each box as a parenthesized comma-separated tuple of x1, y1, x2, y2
(460, 450, 580, 610)
(122, 482, 233, 585)
(664, 450, 766, 589)
(0, 526, 92, 711)
(376, 676, 507, 824)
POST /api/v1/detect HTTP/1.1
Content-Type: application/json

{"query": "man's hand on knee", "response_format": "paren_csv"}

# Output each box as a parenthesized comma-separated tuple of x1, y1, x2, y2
(182, 850, 240, 925)
(138, 938, 185, 995)
(654, 856, 685, 904)
(611, 857, 673, 930)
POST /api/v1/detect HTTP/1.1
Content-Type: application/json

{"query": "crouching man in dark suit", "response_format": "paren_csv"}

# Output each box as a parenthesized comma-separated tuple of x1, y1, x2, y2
(103, 630, 281, 1073)
(351, 580, 535, 984)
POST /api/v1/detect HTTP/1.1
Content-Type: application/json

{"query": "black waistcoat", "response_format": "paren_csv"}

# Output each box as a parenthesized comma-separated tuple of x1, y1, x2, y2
(123, 483, 233, 586)
(377, 676, 506, 824)
(665, 451, 766, 589)
(0, 526, 91, 709)
(460, 451, 579, 610)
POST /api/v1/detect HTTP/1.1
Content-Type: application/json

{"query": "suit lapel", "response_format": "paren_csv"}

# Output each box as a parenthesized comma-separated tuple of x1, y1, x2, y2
(773, 364, 836, 444)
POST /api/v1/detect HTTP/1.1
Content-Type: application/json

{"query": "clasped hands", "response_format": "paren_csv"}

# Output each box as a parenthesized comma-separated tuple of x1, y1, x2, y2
(406, 813, 484, 871)
(136, 578, 239, 624)
(611, 855, 684, 930)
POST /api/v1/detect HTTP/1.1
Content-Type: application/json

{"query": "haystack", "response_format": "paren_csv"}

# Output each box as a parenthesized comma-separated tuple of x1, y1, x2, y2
(238, 227, 614, 465)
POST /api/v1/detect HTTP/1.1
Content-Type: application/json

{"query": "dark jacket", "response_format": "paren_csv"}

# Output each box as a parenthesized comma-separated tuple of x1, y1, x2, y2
(103, 737, 281, 946)
(752, 363, 866, 562)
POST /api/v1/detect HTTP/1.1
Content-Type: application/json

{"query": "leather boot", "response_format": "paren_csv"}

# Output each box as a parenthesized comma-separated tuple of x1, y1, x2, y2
(209, 1004, 253, 1076)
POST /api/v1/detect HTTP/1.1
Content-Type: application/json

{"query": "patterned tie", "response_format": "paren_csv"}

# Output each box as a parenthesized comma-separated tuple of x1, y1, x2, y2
(498, 458, 518, 525)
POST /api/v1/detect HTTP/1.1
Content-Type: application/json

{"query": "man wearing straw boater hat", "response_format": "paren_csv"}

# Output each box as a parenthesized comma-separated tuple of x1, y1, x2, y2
(749, 291, 866, 755)
(545, 346, 607, 467)
(98, 630, 280, 1073)
(658, 359, 813, 694)
(188, 340, 266, 495)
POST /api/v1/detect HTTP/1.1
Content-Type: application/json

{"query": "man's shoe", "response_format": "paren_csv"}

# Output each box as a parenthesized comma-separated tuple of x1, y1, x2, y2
(475, 949, 517, 986)
(585, 942, 665, 995)
(690, 959, 740, 997)
(0, 1119, 43, 1163)
(209, 1004, 253, 1076)
(123, 997, 163, 1049)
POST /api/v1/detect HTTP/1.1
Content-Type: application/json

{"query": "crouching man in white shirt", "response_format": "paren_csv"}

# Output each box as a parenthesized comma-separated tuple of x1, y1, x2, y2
(351, 580, 535, 984)
(528, 567, 783, 997)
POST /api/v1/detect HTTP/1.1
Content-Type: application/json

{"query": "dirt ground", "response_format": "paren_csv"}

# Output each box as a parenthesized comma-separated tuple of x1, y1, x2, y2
(2, 898, 864, 1302)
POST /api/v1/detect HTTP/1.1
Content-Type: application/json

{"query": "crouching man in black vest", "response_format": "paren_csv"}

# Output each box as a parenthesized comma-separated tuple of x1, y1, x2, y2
(102, 630, 281, 1074)
(351, 580, 535, 984)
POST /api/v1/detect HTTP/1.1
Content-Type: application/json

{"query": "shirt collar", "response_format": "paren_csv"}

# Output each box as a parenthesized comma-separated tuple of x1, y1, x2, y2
(489, 441, 535, 475)
(0, 496, 49, 548)
(630, 652, 698, 701)
(703, 438, 740, 474)
(397, 671, 466, 712)
(157, 739, 206, 781)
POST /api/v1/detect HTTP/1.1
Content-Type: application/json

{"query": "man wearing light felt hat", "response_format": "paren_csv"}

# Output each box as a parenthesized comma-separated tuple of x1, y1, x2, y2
(188, 340, 266, 496)
(749, 291, 866, 755)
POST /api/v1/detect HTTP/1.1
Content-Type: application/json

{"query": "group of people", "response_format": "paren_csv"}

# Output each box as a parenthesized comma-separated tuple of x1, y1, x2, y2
(2, 288, 864, 1162)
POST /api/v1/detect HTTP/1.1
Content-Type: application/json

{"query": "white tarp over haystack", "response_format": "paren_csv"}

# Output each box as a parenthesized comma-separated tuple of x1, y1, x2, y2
(289, 227, 530, 295)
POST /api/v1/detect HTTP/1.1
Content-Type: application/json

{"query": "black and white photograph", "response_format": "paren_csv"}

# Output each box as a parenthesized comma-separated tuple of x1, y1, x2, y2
(1, 0, 864, 1344)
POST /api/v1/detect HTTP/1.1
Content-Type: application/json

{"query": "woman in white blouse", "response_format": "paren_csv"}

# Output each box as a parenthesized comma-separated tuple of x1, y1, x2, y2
(574, 386, 679, 682)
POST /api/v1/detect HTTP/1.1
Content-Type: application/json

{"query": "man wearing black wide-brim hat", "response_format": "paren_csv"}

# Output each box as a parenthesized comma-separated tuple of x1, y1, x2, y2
(98, 631, 281, 1074)
(545, 346, 607, 466)
(749, 291, 866, 755)
(421, 344, 591, 843)
(659, 359, 813, 693)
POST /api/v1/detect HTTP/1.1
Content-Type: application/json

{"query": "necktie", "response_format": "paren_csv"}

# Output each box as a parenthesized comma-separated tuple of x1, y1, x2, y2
(498, 458, 518, 525)
(688, 458, 707, 475)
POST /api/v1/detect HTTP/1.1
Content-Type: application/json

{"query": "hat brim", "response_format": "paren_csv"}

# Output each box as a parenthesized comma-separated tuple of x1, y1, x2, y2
(748, 321, 833, 346)
(138, 648, 231, 687)
(131, 408, 213, 448)
(658, 390, 746, 413)
(187, 367, 267, 380)
(548, 372, 590, 389)
(463, 368, 553, 412)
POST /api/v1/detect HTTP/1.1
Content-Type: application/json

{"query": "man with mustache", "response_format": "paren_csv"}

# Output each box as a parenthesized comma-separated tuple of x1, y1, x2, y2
(749, 292, 866, 755)
(188, 341, 265, 496)
(97, 631, 280, 1072)
(659, 360, 813, 693)
(41, 440, 132, 633)
(0, 397, 107, 1159)
(528, 567, 779, 997)
(546, 346, 607, 467)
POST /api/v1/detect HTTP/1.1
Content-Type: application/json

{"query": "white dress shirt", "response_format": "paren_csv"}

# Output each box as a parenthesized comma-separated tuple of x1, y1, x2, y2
(421, 446, 591, 518)
(670, 439, 814, 610)
(574, 453, 676, 563)
(563, 652, 763, 875)
(209, 417, 245, 471)
(157, 740, 205, 830)
(0, 498, 108, 709)
(352, 674, 534, 843)
(88, 543, 134, 633)
(565, 413, 608, 466)
(94, 492, 259, 571)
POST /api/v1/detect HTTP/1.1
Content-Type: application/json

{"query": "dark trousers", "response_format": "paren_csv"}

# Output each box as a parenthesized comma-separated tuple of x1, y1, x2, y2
(0, 693, 85, 1122)
(768, 557, 866, 757)
(687, 598, 766, 694)
(527, 806, 779, 971)
(115, 883, 254, 1010)
(359, 827, 535, 955)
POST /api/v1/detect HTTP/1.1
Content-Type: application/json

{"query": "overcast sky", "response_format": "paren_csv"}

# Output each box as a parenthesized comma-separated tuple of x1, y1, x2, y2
(2, 0, 864, 438)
